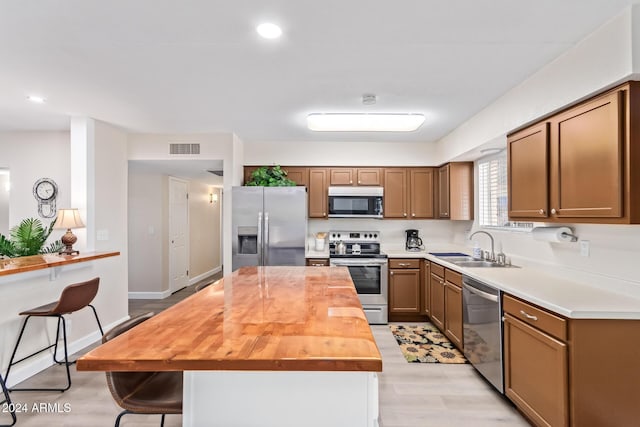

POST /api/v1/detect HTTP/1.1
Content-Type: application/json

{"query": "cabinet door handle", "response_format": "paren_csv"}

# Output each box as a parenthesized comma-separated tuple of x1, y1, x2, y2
(390, 271, 394, 276)
(311, 263, 325, 266)
(398, 263, 411, 267)
(412, 213, 415, 217)
(539, 209, 545, 215)
(323, 212, 326, 216)
(403, 213, 407, 217)
(551, 208, 557, 215)
(350, 180, 353, 184)
(358, 180, 361, 184)
(520, 310, 538, 321)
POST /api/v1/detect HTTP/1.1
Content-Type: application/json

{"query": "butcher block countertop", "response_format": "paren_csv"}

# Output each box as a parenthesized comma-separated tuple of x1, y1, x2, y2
(77, 266, 382, 373)
(0, 251, 120, 277)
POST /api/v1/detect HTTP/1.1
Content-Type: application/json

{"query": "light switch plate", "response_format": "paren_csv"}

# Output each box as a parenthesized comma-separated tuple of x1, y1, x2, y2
(580, 240, 590, 257)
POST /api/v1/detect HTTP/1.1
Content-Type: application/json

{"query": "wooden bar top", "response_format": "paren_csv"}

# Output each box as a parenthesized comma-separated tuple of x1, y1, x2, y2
(0, 251, 120, 277)
(78, 266, 383, 372)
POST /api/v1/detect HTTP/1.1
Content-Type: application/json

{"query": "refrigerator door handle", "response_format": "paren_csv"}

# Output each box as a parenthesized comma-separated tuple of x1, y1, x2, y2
(257, 211, 263, 266)
(264, 212, 270, 265)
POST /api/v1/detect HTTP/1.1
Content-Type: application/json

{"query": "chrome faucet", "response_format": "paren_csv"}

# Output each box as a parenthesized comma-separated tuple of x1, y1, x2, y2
(469, 230, 495, 262)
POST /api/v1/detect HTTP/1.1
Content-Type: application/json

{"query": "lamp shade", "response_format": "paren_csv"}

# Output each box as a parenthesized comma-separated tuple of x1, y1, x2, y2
(53, 209, 85, 230)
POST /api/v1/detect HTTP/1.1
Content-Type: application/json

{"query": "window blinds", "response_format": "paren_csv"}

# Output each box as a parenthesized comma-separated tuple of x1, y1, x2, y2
(478, 153, 508, 227)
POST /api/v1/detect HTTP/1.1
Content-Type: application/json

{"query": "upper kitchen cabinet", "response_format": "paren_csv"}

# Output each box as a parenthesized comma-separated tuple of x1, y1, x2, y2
(308, 168, 328, 218)
(383, 168, 435, 219)
(508, 123, 549, 219)
(284, 167, 309, 187)
(507, 81, 640, 224)
(329, 168, 382, 186)
(550, 90, 622, 219)
(438, 162, 474, 220)
(383, 168, 409, 218)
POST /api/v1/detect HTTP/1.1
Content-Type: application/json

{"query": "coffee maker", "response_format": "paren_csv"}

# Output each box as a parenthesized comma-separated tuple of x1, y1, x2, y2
(405, 229, 424, 251)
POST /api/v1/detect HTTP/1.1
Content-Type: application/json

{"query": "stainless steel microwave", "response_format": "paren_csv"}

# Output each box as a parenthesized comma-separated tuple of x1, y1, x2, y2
(328, 186, 383, 218)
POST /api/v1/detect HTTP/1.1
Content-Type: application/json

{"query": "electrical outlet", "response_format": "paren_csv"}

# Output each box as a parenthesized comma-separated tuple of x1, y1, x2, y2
(580, 240, 590, 257)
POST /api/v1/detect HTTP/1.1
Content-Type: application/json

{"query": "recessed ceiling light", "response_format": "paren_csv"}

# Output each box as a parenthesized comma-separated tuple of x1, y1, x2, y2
(256, 23, 282, 39)
(27, 95, 46, 104)
(307, 113, 425, 132)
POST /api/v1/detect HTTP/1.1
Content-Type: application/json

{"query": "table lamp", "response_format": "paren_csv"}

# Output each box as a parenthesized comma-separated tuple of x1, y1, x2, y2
(54, 208, 85, 255)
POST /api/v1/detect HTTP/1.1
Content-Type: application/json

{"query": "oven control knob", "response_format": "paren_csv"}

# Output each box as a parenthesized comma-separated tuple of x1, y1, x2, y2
(374, 233, 378, 238)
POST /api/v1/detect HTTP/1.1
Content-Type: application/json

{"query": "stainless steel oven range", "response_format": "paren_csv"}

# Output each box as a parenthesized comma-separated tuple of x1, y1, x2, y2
(329, 230, 388, 324)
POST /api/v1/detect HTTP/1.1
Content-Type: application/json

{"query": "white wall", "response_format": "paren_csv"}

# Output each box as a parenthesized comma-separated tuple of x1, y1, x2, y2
(0, 119, 129, 387)
(438, 7, 635, 162)
(189, 182, 221, 279)
(0, 131, 70, 228)
(244, 140, 442, 166)
(0, 171, 9, 236)
(127, 165, 166, 293)
(128, 132, 243, 277)
(431, 7, 640, 296)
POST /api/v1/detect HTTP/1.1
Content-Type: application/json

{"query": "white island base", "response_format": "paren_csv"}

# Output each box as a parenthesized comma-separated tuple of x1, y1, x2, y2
(184, 370, 379, 427)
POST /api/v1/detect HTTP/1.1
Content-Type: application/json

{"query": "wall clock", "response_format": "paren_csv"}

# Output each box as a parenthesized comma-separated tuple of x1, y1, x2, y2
(33, 177, 58, 218)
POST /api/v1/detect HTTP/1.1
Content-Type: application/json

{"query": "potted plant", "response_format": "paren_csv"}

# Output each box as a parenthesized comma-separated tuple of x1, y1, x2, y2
(245, 165, 296, 187)
(0, 217, 63, 258)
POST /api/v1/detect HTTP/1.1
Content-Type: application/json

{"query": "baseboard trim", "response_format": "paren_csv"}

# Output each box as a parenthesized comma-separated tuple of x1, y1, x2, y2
(5, 315, 130, 388)
(188, 266, 222, 286)
(128, 290, 172, 299)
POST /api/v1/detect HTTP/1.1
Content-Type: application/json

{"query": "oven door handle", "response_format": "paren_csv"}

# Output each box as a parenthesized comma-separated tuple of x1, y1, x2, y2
(330, 260, 388, 267)
(464, 282, 499, 302)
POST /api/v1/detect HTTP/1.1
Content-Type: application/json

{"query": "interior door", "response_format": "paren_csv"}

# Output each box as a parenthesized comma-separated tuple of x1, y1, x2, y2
(169, 177, 189, 293)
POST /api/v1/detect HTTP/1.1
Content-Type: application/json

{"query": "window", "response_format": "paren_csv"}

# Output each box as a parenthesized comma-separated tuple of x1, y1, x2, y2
(477, 152, 534, 230)
(477, 152, 508, 227)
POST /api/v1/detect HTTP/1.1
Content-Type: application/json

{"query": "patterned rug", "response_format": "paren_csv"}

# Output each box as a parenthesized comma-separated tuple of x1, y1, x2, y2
(389, 324, 468, 364)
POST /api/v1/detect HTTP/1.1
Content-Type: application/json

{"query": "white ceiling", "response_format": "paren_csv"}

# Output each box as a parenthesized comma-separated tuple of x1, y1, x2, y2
(0, 1, 637, 143)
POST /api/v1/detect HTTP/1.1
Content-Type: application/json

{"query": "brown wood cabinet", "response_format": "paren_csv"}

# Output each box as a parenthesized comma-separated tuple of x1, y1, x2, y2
(443, 269, 463, 350)
(389, 259, 428, 322)
(383, 168, 435, 219)
(329, 168, 382, 186)
(508, 123, 550, 219)
(305, 258, 329, 266)
(508, 81, 640, 223)
(503, 294, 640, 427)
(308, 168, 328, 218)
(438, 162, 474, 220)
(421, 260, 430, 316)
(429, 263, 445, 331)
(284, 167, 309, 187)
(503, 295, 568, 427)
(383, 168, 409, 218)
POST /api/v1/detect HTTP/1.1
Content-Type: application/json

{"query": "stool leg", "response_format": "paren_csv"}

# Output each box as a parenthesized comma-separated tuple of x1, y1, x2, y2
(114, 409, 132, 427)
(58, 316, 72, 391)
(52, 316, 63, 364)
(5, 315, 32, 385)
(160, 413, 166, 427)
(0, 374, 17, 426)
(88, 304, 104, 335)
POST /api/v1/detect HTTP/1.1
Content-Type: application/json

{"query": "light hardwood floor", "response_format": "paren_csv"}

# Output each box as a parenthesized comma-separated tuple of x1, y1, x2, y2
(3, 275, 529, 427)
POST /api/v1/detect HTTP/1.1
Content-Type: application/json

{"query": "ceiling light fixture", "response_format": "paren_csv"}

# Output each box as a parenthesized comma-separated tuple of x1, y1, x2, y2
(307, 113, 425, 132)
(27, 95, 46, 104)
(256, 23, 282, 39)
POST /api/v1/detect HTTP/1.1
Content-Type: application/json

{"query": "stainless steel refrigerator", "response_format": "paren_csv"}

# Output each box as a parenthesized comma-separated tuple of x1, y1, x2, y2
(232, 186, 307, 271)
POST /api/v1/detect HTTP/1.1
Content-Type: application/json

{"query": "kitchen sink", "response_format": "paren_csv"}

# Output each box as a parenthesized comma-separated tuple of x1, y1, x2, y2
(451, 260, 518, 268)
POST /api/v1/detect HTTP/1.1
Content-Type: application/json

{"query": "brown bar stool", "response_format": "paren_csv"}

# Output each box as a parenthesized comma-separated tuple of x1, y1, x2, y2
(5, 277, 103, 392)
(103, 312, 182, 427)
(0, 373, 16, 426)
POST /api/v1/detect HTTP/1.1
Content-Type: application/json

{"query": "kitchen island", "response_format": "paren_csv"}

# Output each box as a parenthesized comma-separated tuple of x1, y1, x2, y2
(77, 266, 382, 427)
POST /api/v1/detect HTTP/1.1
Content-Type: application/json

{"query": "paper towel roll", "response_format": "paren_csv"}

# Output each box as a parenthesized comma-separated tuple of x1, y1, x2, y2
(531, 227, 575, 243)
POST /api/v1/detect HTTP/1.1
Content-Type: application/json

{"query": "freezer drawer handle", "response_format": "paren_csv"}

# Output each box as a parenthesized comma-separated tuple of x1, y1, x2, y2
(519, 310, 538, 321)
(465, 283, 499, 302)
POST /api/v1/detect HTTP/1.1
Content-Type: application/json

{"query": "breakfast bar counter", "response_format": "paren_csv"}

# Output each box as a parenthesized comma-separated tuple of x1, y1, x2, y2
(78, 266, 382, 426)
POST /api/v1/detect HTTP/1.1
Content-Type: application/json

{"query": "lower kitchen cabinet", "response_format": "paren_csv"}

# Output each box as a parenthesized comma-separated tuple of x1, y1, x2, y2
(389, 259, 427, 322)
(504, 313, 568, 427)
(429, 263, 445, 331)
(443, 269, 463, 350)
(421, 260, 430, 316)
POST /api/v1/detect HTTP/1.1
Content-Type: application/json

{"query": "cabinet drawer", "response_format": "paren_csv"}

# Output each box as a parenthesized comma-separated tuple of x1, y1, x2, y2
(444, 269, 462, 287)
(430, 262, 445, 278)
(306, 258, 329, 267)
(503, 294, 567, 341)
(389, 259, 421, 269)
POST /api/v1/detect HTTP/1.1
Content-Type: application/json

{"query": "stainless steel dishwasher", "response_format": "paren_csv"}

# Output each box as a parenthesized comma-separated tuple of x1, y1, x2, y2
(462, 275, 504, 393)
